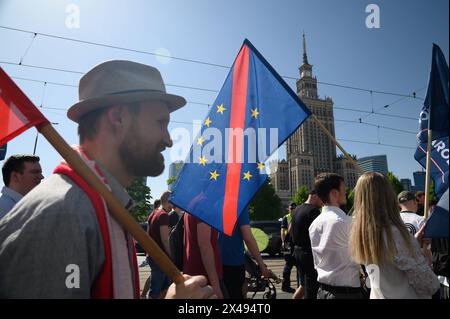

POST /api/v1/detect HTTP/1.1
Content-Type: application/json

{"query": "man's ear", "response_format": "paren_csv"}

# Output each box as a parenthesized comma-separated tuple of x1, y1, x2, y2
(9, 171, 20, 185)
(105, 105, 126, 132)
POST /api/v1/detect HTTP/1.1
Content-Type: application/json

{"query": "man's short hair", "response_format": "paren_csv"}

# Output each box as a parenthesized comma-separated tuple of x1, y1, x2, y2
(314, 173, 344, 203)
(2, 155, 40, 186)
(398, 191, 416, 204)
(160, 190, 172, 204)
(78, 102, 141, 143)
(153, 199, 161, 210)
(415, 190, 425, 198)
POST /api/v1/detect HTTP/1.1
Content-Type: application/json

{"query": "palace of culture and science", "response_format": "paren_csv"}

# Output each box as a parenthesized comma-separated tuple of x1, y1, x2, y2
(269, 34, 360, 207)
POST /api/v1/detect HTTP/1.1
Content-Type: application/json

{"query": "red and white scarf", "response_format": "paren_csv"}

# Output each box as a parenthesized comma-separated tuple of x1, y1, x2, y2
(54, 145, 139, 298)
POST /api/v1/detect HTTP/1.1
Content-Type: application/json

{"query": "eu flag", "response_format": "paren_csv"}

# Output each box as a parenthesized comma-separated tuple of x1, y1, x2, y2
(170, 39, 311, 235)
(414, 44, 449, 200)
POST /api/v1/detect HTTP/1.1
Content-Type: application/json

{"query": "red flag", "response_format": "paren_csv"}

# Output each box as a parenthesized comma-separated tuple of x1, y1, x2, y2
(0, 67, 49, 146)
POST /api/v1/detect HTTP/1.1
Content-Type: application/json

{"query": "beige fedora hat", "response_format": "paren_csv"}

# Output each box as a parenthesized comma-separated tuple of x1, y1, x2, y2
(67, 60, 186, 123)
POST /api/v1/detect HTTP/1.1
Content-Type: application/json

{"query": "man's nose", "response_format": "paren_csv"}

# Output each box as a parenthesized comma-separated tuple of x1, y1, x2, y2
(164, 128, 173, 148)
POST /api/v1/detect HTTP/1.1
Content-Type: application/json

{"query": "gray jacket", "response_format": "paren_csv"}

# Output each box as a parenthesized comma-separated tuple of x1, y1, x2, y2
(0, 170, 134, 298)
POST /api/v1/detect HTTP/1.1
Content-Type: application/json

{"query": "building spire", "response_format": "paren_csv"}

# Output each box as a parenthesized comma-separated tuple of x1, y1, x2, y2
(302, 31, 309, 65)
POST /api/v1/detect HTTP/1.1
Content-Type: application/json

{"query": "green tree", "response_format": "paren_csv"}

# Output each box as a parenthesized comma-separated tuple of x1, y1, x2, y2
(346, 187, 355, 212)
(249, 179, 282, 221)
(427, 181, 437, 204)
(175, 162, 184, 171)
(167, 162, 184, 187)
(126, 177, 152, 222)
(387, 171, 404, 195)
(292, 185, 309, 205)
(167, 176, 177, 186)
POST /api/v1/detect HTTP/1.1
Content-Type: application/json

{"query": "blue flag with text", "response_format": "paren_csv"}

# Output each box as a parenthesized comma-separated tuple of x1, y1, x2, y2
(424, 188, 448, 238)
(414, 44, 449, 200)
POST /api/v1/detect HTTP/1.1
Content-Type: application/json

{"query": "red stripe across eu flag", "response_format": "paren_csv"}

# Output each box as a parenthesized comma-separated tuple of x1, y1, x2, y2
(222, 45, 250, 234)
(170, 39, 311, 235)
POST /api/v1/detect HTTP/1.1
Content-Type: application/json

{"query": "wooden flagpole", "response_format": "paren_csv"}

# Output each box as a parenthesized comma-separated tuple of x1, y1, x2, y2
(424, 129, 433, 219)
(311, 114, 364, 175)
(38, 124, 185, 285)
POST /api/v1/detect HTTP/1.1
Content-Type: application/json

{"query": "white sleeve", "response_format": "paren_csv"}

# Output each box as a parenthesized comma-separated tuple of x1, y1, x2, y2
(393, 228, 440, 298)
(418, 216, 426, 230)
(335, 216, 352, 248)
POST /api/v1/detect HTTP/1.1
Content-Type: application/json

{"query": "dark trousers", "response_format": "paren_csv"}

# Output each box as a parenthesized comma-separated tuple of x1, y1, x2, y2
(317, 283, 363, 299)
(147, 256, 171, 298)
(294, 247, 318, 299)
(222, 264, 246, 299)
(282, 254, 299, 287)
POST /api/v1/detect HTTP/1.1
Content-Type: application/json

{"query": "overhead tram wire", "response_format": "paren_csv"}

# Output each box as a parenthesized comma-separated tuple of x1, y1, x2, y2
(279, 75, 423, 100)
(338, 139, 416, 150)
(41, 109, 417, 150)
(2, 60, 422, 99)
(19, 32, 37, 65)
(9, 70, 421, 148)
(356, 86, 427, 123)
(10, 75, 78, 88)
(39, 105, 418, 152)
(0, 60, 84, 75)
(334, 119, 417, 135)
(332, 105, 417, 121)
(335, 85, 426, 129)
(9, 72, 421, 147)
(7, 73, 421, 123)
(33, 80, 47, 154)
(0, 25, 230, 70)
(1, 62, 219, 93)
(0, 25, 423, 100)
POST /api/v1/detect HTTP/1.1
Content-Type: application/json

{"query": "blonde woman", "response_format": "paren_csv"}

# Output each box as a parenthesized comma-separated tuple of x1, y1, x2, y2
(350, 172, 439, 299)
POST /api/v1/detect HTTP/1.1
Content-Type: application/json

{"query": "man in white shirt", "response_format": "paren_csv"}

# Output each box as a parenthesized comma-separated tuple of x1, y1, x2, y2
(0, 155, 43, 219)
(398, 191, 425, 235)
(308, 173, 362, 299)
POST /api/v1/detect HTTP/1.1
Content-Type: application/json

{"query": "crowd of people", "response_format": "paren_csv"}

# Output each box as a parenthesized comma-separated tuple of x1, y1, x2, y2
(132, 172, 448, 300)
(0, 60, 447, 299)
(140, 190, 269, 299)
(281, 173, 448, 300)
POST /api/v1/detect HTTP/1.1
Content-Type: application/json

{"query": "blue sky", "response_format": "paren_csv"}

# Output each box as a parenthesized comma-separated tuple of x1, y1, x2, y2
(0, 0, 448, 201)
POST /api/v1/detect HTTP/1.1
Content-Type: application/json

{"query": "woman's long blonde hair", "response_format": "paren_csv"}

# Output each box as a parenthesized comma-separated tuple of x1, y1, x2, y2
(350, 172, 414, 265)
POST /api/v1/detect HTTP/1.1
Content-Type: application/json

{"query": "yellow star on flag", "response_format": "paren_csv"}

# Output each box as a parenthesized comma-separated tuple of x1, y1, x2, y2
(204, 117, 212, 127)
(243, 171, 253, 181)
(210, 170, 220, 181)
(251, 108, 259, 119)
(197, 136, 205, 146)
(199, 156, 207, 166)
(216, 104, 226, 114)
(257, 162, 265, 171)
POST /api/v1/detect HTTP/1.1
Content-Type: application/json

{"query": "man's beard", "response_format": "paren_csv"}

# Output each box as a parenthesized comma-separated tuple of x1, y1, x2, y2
(119, 129, 165, 177)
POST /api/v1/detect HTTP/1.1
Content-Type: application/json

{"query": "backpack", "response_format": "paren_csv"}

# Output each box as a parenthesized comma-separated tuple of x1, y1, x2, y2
(169, 213, 185, 271)
(432, 238, 449, 277)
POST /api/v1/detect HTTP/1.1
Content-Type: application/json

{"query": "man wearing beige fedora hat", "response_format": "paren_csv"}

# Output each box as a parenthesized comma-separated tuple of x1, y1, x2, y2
(0, 60, 215, 299)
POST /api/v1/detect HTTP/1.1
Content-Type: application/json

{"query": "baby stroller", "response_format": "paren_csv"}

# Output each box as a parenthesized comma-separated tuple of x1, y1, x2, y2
(244, 252, 280, 299)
